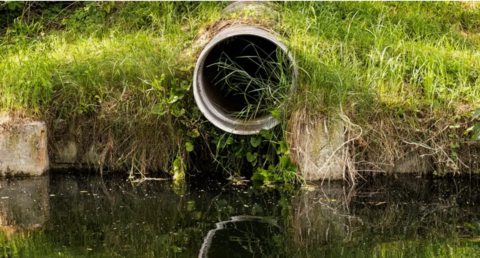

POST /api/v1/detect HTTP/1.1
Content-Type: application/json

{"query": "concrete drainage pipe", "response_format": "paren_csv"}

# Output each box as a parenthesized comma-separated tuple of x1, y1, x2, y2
(193, 25, 296, 135)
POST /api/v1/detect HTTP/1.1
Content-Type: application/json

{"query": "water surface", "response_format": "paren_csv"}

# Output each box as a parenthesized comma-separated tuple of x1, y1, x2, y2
(1, 174, 480, 257)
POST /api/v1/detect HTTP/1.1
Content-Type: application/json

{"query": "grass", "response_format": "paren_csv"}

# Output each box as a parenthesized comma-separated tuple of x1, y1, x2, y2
(208, 42, 293, 119)
(279, 2, 480, 175)
(1, 31, 186, 172)
(0, 2, 225, 174)
(0, 2, 479, 176)
(281, 2, 480, 110)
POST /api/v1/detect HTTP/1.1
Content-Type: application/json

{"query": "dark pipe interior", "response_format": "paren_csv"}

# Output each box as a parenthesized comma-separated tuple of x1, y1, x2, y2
(202, 35, 290, 118)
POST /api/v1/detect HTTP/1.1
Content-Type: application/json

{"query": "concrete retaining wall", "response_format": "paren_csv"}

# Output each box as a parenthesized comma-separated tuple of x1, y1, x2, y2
(289, 111, 347, 181)
(0, 121, 49, 176)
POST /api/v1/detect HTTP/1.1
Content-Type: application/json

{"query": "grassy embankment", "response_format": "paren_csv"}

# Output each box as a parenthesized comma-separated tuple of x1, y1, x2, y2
(1, 2, 479, 180)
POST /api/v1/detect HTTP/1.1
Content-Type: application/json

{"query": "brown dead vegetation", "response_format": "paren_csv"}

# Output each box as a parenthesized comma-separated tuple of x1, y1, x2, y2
(287, 104, 480, 180)
(350, 107, 480, 176)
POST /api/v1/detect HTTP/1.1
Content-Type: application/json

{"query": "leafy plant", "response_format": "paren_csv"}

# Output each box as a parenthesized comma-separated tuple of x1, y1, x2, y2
(61, 2, 107, 32)
(210, 126, 298, 187)
(1, 1, 480, 180)
(3, 1, 23, 11)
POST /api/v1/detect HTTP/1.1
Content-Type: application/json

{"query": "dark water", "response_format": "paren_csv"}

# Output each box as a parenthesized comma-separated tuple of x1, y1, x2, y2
(1, 174, 480, 257)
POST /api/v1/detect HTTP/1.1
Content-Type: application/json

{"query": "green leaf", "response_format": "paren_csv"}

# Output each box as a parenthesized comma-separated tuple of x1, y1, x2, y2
(152, 105, 167, 116)
(472, 123, 480, 141)
(464, 222, 476, 230)
(473, 108, 480, 120)
(473, 133, 480, 141)
(185, 142, 194, 152)
(234, 147, 245, 158)
(271, 109, 280, 120)
(172, 156, 185, 175)
(277, 141, 289, 155)
(180, 80, 191, 91)
(279, 156, 296, 172)
(252, 168, 266, 182)
(464, 126, 474, 135)
(170, 104, 185, 117)
(225, 136, 234, 145)
(259, 129, 273, 140)
(246, 152, 258, 163)
(186, 201, 195, 212)
(262, 168, 272, 180)
(187, 129, 200, 138)
(168, 95, 179, 104)
(8, 2, 22, 11)
(152, 78, 164, 90)
(250, 137, 261, 147)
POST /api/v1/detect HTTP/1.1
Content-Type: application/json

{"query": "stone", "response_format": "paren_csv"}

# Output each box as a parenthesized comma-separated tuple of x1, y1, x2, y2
(387, 151, 433, 174)
(54, 140, 78, 164)
(83, 144, 100, 166)
(289, 111, 347, 181)
(0, 121, 49, 176)
(223, 1, 276, 16)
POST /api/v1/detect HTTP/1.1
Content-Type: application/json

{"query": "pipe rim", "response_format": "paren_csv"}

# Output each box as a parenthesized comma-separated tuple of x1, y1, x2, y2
(193, 25, 297, 135)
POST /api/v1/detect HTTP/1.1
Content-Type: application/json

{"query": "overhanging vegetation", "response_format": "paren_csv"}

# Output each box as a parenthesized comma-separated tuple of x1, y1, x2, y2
(1, 2, 479, 181)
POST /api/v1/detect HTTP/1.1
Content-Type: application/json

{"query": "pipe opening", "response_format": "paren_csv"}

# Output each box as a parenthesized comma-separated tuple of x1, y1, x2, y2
(202, 35, 293, 119)
(194, 26, 296, 135)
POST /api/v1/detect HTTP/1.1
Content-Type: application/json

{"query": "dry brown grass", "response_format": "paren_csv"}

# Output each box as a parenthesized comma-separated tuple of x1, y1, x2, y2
(350, 107, 480, 175)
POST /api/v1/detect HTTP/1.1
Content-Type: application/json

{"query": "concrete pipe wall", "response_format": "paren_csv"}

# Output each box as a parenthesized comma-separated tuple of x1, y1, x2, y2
(193, 25, 297, 135)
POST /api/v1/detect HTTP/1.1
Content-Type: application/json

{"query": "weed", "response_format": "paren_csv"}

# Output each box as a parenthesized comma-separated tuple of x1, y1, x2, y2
(208, 41, 293, 120)
(1, 2, 480, 180)
(469, 107, 480, 141)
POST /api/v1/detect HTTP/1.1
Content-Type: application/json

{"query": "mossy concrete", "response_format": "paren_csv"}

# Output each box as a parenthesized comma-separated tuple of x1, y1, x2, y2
(289, 112, 347, 181)
(52, 140, 101, 169)
(0, 121, 49, 176)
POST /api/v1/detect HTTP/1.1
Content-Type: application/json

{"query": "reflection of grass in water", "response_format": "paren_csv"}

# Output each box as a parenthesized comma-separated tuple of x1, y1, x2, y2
(373, 240, 480, 258)
(280, 239, 480, 258)
(2, 176, 480, 258)
(2, 230, 479, 258)
(208, 40, 293, 120)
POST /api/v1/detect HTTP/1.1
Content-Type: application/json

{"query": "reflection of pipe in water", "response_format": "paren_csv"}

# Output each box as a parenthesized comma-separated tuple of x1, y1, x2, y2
(199, 215, 282, 258)
(0, 177, 49, 238)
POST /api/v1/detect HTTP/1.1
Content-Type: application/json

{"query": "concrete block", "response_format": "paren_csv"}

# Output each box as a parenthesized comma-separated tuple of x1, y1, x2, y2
(387, 151, 433, 174)
(0, 122, 49, 176)
(289, 113, 346, 181)
(51, 139, 103, 169)
(54, 140, 78, 164)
